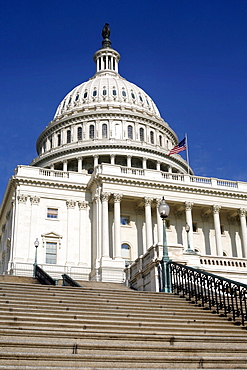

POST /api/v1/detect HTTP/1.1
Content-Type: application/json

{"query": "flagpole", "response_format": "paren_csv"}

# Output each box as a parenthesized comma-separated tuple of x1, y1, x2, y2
(185, 133, 190, 174)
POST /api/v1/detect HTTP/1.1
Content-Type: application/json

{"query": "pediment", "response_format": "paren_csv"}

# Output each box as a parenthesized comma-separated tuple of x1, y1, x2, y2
(41, 232, 62, 239)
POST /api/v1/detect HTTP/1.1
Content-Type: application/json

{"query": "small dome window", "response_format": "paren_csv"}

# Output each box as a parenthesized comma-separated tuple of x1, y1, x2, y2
(112, 89, 117, 96)
(84, 92, 88, 99)
(122, 90, 126, 97)
(139, 95, 143, 102)
(102, 89, 107, 96)
(92, 90, 97, 97)
(131, 93, 135, 99)
(75, 94, 79, 101)
(146, 99, 149, 106)
(68, 97, 72, 104)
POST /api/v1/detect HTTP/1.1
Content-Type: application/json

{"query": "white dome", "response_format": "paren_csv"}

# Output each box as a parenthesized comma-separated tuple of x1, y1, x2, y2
(54, 72, 161, 119)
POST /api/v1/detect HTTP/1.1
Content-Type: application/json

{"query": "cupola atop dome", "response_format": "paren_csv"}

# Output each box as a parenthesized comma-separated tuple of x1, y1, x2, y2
(93, 23, 120, 75)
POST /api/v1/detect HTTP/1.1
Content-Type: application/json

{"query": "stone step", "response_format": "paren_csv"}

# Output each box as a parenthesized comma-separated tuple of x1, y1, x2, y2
(0, 352, 247, 368)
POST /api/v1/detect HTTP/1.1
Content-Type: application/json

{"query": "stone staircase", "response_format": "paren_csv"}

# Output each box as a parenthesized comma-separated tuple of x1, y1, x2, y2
(0, 277, 247, 369)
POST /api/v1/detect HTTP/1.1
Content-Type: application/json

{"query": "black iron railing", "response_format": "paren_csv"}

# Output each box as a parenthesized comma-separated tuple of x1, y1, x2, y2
(169, 261, 247, 326)
(35, 265, 57, 285)
(62, 274, 82, 287)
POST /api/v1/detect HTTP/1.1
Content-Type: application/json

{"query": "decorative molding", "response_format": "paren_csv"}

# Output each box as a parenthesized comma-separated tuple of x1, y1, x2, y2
(66, 200, 76, 209)
(113, 193, 122, 203)
(143, 197, 153, 206)
(201, 213, 209, 222)
(174, 211, 183, 220)
(101, 192, 110, 202)
(184, 202, 193, 211)
(135, 206, 144, 215)
(212, 205, 221, 214)
(30, 196, 40, 205)
(17, 194, 28, 204)
(78, 201, 88, 210)
(238, 208, 247, 217)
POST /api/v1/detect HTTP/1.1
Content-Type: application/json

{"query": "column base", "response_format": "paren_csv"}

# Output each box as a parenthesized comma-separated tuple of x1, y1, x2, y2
(90, 257, 125, 283)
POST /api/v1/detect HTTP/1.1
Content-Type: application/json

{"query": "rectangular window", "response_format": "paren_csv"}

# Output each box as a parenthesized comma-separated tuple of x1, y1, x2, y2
(193, 222, 198, 232)
(46, 242, 57, 264)
(120, 216, 130, 226)
(47, 208, 58, 219)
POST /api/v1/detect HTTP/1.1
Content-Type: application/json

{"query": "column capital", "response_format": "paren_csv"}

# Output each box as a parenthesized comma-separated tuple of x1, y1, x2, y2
(66, 200, 76, 209)
(184, 202, 194, 211)
(78, 201, 88, 210)
(93, 154, 99, 159)
(143, 197, 153, 206)
(154, 198, 162, 207)
(93, 194, 100, 203)
(30, 196, 40, 205)
(113, 193, 122, 203)
(17, 194, 28, 204)
(238, 208, 247, 217)
(101, 192, 110, 202)
(212, 205, 221, 214)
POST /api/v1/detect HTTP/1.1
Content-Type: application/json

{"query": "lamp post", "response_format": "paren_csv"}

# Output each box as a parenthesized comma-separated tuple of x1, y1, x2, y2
(33, 238, 39, 277)
(158, 197, 171, 293)
(185, 223, 196, 254)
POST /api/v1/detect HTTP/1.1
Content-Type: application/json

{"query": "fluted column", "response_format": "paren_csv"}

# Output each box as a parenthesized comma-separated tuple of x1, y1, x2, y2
(144, 197, 153, 251)
(127, 155, 132, 168)
(239, 208, 247, 258)
(184, 202, 194, 251)
(113, 193, 122, 258)
(63, 160, 67, 172)
(155, 198, 163, 245)
(77, 157, 83, 173)
(94, 155, 99, 168)
(212, 205, 223, 256)
(101, 192, 110, 257)
(110, 154, 115, 165)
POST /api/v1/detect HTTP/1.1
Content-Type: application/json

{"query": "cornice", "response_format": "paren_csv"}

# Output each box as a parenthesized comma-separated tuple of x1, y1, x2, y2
(32, 142, 190, 173)
(94, 174, 247, 201)
(14, 178, 87, 192)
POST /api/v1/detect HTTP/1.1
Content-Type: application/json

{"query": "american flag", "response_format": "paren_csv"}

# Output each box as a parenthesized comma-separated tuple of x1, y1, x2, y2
(168, 138, 186, 155)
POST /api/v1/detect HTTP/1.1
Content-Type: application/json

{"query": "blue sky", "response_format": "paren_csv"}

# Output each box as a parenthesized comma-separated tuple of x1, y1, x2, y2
(0, 0, 246, 201)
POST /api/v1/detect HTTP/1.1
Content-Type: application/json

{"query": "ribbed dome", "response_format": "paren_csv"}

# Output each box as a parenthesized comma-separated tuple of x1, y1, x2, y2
(54, 72, 161, 119)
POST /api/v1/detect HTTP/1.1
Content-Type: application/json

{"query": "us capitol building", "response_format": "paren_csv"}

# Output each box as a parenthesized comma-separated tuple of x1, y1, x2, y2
(0, 25, 247, 286)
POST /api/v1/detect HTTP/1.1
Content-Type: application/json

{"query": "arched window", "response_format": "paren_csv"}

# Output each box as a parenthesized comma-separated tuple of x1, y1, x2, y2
(112, 89, 117, 96)
(89, 125, 95, 139)
(140, 127, 144, 142)
(92, 89, 97, 97)
(122, 90, 126, 97)
(77, 126, 82, 141)
(67, 130, 71, 144)
(150, 131, 154, 144)
(57, 133, 61, 146)
(159, 135, 162, 147)
(102, 124, 107, 138)
(83, 91, 88, 99)
(49, 136, 53, 149)
(128, 125, 133, 139)
(102, 89, 107, 96)
(121, 243, 131, 266)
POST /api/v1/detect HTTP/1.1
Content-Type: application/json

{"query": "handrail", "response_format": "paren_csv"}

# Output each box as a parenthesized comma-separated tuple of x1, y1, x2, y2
(169, 261, 247, 326)
(62, 273, 82, 287)
(35, 265, 57, 285)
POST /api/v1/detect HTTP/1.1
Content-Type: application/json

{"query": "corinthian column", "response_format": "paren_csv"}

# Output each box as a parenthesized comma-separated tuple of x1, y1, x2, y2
(239, 208, 247, 258)
(184, 202, 194, 251)
(101, 192, 110, 257)
(144, 197, 153, 251)
(113, 193, 122, 258)
(212, 205, 223, 256)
